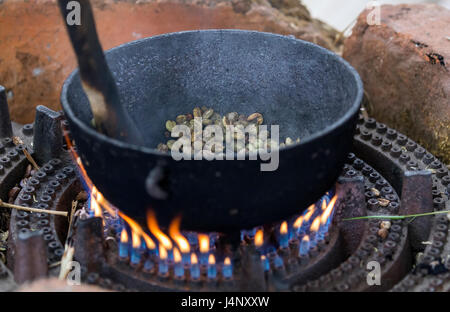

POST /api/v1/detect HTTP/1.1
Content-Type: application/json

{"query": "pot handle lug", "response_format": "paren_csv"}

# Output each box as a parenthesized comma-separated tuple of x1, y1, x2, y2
(145, 162, 169, 200)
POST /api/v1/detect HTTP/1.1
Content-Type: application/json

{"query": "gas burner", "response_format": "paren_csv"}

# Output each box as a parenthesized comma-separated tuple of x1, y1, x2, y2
(1, 94, 449, 291)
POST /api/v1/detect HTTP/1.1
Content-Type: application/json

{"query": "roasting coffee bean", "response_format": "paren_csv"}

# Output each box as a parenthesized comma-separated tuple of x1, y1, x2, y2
(165, 120, 176, 132)
(158, 107, 300, 154)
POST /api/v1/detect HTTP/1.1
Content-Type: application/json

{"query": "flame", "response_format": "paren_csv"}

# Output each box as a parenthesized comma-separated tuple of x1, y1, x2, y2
(169, 216, 190, 253)
(120, 228, 128, 243)
(208, 254, 215, 265)
(159, 245, 168, 260)
(293, 216, 304, 229)
(131, 230, 141, 249)
(191, 253, 198, 265)
(310, 216, 321, 233)
(173, 248, 182, 263)
(119, 211, 146, 238)
(65, 130, 339, 263)
(304, 204, 315, 222)
(254, 229, 264, 247)
(321, 195, 338, 225)
(198, 234, 209, 253)
(280, 221, 288, 235)
(90, 191, 102, 218)
(95, 188, 104, 203)
(64, 131, 117, 217)
(261, 255, 266, 261)
(63, 131, 92, 189)
(142, 232, 156, 250)
(147, 210, 173, 250)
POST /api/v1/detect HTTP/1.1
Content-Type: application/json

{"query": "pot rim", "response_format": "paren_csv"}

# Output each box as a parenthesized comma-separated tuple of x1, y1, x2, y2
(60, 29, 363, 157)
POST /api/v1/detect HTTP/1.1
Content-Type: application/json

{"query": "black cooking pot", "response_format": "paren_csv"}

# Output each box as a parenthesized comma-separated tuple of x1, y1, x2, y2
(61, 30, 363, 232)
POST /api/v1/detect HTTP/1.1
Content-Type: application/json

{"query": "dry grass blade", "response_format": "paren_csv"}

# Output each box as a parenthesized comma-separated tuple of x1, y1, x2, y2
(23, 149, 40, 171)
(12, 136, 40, 170)
(334, 17, 357, 45)
(58, 243, 75, 280)
(49, 261, 61, 268)
(0, 199, 68, 217)
(344, 210, 450, 221)
(67, 200, 78, 241)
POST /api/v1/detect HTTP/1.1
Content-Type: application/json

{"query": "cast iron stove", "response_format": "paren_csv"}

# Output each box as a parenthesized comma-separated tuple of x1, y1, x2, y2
(0, 86, 449, 292)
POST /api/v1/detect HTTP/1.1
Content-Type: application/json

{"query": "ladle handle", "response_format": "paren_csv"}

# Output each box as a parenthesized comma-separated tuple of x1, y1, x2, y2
(58, 0, 143, 145)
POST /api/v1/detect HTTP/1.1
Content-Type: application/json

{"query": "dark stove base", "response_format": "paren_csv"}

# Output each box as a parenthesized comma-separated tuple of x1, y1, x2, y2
(1, 105, 449, 291)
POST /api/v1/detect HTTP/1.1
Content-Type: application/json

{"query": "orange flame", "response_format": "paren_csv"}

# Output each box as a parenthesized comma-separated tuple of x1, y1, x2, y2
(142, 232, 156, 250)
(119, 212, 144, 236)
(304, 204, 315, 222)
(254, 229, 264, 247)
(310, 216, 321, 233)
(90, 190, 102, 218)
(64, 131, 118, 217)
(63, 132, 92, 189)
(173, 248, 182, 263)
(321, 198, 327, 211)
(131, 230, 141, 249)
(120, 228, 128, 243)
(321, 195, 338, 225)
(208, 254, 215, 265)
(159, 245, 168, 260)
(147, 210, 173, 250)
(96, 189, 105, 204)
(191, 253, 198, 265)
(293, 216, 304, 229)
(280, 221, 288, 235)
(198, 234, 209, 253)
(169, 216, 190, 254)
(224, 257, 231, 266)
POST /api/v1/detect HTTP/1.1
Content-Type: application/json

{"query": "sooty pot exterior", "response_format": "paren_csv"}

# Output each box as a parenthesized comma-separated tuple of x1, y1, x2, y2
(61, 30, 363, 231)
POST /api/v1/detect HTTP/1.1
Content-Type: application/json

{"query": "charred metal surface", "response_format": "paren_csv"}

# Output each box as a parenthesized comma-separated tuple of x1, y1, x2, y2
(33, 105, 64, 165)
(14, 230, 48, 284)
(0, 141, 28, 214)
(238, 246, 266, 291)
(294, 150, 408, 292)
(336, 175, 367, 255)
(7, 152, 81, 273)
(80, 155, 397, 292)
(400, 171, 433, 251)
(0, 85, 13, 138)
(4, 111, 450, 292)
(354, 115, 449, 292)
(0, 261, 16, 291)
(0, 108, 34, 208)
(73, 217, 105, 273)
(283, 226, 343, 288)
(97, 227, 341, 292)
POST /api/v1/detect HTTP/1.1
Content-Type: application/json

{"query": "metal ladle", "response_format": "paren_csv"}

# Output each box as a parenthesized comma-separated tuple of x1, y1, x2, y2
(57, 0, 143, 145)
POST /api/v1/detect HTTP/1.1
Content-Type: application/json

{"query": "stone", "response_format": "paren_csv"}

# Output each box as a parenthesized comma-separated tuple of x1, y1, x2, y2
(344, 4, 450, 163)
(0, 0, 341, 124)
